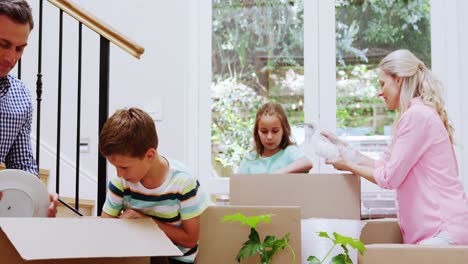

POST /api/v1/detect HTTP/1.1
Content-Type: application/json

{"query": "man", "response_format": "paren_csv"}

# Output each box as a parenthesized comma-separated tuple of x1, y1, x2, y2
(0, 0, 58, 217)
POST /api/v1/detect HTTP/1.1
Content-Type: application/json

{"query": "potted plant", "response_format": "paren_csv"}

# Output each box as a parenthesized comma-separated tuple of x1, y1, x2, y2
(307, 232, 366, 264)
(222, 213, 295, 264)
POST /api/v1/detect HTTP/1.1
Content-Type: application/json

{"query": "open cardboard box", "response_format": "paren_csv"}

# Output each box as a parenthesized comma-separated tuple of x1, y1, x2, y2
(359, 219, 468, 263)
(229, 173, 468, 264)
(197, 205, 301, 264)
(0, 217, 182, 264)
(230, 173, 361, 219)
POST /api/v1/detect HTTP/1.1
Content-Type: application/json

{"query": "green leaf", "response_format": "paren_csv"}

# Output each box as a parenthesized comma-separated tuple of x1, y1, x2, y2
(222, 213, 292, 264)
(318, 231, 332, 239)
(307, 256, 321, 264)
(221, 213, 273, 229)
(236, 239, 262, 262)
(262, 233, 290, 262)
(249, 228, 261, 244)
(330, 253, 352, 264)
(332, 232, 366, 255)
(263, 235, 277, 246)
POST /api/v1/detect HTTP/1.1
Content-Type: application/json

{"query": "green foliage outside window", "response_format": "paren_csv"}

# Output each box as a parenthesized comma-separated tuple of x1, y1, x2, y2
(211, 79, 267, 176)
(336, 64, 396, 135)
(336, 0, 431, 66)
(211, 0, 430, 176)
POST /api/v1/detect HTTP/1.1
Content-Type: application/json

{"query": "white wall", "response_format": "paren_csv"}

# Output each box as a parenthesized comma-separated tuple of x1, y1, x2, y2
(431, 0, 468, 192)
(459, 1, 468, 192)
(18, 1, 192, 200)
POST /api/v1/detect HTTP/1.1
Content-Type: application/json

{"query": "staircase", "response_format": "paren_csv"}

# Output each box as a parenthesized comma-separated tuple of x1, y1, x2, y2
(20, 0, 144, 217)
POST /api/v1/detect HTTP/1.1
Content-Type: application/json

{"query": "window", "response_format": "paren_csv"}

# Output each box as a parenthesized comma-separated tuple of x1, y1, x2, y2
(335, 0, 431, 217)
(211, 0, 305, 177)
(194, 0, 440, 199)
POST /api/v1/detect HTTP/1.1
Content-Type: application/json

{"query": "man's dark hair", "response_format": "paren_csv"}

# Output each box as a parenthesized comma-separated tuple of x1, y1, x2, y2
(0, 0, 34, 30)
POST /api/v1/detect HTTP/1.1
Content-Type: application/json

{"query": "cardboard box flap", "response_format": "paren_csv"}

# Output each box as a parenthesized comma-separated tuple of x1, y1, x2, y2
(0, 217, 182, 260)
(359, 244, 468, 264)
(230, 173, 361, 219)
(360, 219, 403, 244)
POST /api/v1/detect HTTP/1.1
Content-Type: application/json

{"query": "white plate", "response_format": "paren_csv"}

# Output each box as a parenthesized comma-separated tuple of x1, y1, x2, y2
(0, 169, 49, 217)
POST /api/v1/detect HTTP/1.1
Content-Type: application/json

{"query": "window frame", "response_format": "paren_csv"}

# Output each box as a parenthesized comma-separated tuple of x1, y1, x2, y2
(188, 0, 464, 195)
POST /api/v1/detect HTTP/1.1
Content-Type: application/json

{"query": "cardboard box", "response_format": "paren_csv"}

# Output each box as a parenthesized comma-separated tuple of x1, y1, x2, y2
(230, 173, 361, 219)
(229, 173, 468, 263)
(197, 205, 301, 264)
(0, 217, 182, 264)
(360, 218, 403, 245)
(359, 219, 468, 264)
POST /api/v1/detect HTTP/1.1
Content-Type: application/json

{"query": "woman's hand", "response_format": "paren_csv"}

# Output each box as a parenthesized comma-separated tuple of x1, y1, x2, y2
(321, 131, 348, 148)
(326, 151, 378, 184)
(119, 208, 149, 219)
(325, 153, 354, 172)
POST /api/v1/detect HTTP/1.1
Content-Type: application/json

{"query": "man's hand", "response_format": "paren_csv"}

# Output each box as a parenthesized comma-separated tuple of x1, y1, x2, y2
(0, 191, 57, 216)
(119, 208, 149, 219)
(47, 193, 59, 217)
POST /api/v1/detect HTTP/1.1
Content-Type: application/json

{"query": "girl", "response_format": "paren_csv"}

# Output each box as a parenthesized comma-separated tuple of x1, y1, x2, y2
(238, 102, 313, 173)
(325, 49, 468, 245)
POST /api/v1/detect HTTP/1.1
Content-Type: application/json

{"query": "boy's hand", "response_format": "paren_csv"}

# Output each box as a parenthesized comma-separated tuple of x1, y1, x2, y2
(120, 208, 149, 219)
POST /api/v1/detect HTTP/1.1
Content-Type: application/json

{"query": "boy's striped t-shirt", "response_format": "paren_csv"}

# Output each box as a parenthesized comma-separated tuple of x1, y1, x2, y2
(102, 158, 209, 263)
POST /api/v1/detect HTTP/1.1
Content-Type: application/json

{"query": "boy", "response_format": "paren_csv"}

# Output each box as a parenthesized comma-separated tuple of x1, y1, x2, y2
(99, 108, 208, 264)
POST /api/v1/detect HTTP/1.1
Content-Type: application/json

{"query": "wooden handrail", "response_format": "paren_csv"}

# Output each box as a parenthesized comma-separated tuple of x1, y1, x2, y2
(47, 0, 145, 59)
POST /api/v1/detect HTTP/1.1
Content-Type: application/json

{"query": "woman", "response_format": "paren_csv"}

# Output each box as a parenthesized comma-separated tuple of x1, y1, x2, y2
(325, 49, 468, 245)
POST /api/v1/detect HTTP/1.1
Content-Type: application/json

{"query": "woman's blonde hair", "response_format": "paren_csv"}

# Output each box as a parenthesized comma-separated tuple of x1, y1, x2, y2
(379, 49, 454, 143)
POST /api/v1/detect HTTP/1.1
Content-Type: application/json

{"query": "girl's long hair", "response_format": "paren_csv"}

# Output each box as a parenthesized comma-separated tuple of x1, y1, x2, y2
(253, 103, 294, 157)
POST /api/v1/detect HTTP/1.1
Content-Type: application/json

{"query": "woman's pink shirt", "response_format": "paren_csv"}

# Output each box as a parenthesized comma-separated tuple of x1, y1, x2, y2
(374, 98, 468, 245)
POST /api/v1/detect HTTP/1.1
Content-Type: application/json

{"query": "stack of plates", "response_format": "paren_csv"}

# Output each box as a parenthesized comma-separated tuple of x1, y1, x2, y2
(0, 169, 49, 217)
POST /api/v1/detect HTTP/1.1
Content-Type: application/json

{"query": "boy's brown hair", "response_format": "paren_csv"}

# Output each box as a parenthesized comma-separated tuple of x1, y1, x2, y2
(99, 108, 158, 158)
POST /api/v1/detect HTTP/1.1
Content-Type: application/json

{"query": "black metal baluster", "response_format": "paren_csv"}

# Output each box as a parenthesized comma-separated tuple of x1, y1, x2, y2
(17, 59, 21, 79)
(75, 22, 83, 211)
(56, 10, 63, 194)
(97, 37, 110, 216)
(54, 10, 82, 216)
(35, 0, 44, 165)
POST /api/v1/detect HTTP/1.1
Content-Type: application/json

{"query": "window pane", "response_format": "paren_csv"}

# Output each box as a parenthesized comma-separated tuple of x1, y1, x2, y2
(335, 0, 431, 217)
(212, 0, 304, 177)
(335, 0, 431, 156)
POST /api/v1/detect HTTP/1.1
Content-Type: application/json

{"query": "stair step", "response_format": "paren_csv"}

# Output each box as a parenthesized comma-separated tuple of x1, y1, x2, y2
(57, 197, 95, 217)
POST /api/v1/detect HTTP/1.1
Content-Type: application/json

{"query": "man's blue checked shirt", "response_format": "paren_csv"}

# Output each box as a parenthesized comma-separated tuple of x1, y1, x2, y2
(0, 74, 38, 175)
